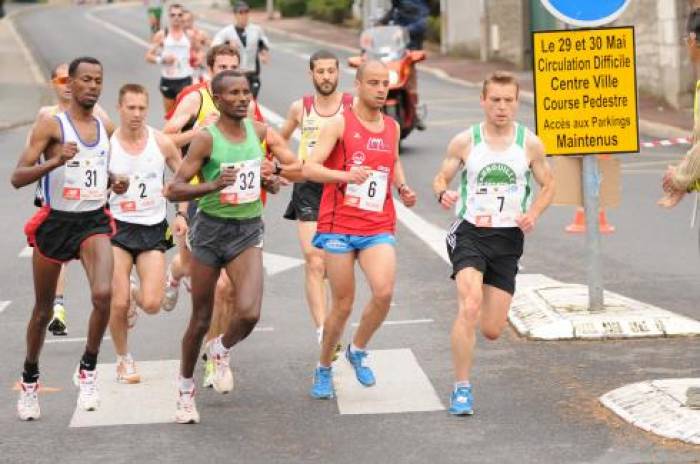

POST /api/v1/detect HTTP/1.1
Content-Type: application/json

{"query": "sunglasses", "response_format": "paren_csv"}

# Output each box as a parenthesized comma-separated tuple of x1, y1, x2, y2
(52, 76, 69, 85)
(170, 12, 183, 17)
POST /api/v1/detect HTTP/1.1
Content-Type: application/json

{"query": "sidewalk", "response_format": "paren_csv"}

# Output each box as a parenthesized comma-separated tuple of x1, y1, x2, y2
(195, 3, 692, 140)
(0, 3, 51, 131)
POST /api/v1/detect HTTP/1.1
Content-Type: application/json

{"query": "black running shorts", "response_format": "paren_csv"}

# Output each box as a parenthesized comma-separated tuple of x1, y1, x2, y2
(160, 76, 193, 100)
(283, 181, 323, 222)
(111, 219, 174, 260)
(25, 206, 115, 263)
(188, 211, 264, 268)
(446, 219, 524, 295)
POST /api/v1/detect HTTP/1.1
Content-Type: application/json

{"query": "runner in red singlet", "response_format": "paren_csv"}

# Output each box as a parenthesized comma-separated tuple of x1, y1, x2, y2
(301, 60, 417, 399)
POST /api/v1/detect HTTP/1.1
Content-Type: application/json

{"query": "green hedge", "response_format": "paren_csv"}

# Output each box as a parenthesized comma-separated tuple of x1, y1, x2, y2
(229, 0, 267, 9)
(426, 15, 440, 43)
(306, 0, 352, 24)
(277, 0, 306, 17)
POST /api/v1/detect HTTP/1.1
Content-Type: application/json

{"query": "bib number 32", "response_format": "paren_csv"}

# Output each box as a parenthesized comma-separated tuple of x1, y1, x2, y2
(220, 160, 261, 205)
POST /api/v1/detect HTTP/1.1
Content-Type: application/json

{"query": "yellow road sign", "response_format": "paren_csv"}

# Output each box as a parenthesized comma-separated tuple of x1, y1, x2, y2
(532, 26, 638, 156)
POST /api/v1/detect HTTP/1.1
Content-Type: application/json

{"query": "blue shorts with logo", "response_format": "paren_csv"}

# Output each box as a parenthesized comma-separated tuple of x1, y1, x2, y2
(312, 233, 396, 254)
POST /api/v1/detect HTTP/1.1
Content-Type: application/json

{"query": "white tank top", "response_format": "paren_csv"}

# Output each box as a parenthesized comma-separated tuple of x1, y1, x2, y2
(108, 126, 167, 225)
(161, 30, 192, 79)
(456, 123, 533, 228)
(43, 112, 110, 212)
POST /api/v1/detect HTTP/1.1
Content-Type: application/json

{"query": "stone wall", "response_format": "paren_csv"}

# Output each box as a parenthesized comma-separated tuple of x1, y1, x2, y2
(440, 0, 483, 57)
(485, 0, 528, 67)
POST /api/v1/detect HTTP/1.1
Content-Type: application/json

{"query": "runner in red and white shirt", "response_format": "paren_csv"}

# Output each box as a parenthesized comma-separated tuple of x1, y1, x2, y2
(302, 60, 416, 399)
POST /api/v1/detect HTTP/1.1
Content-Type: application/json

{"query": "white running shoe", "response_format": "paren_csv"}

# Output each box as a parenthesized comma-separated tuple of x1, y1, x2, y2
(76, 369, 100, 411)
(209, 340, 234, 394)
(17, 381, 40, 421)
(161, 271, 180, 312)
(175, 388, 200, 424)
(116, 354, 141, 384)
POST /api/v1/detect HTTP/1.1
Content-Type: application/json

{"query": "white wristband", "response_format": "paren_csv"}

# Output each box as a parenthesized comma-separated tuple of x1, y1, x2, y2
(155, 55, 163, 65)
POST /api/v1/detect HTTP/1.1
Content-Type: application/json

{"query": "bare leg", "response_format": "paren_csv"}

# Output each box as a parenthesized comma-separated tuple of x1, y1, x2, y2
(297, 221, 326, 330)
(221, 247, 263, 349)
(479, 285, 513, 341)
(80, 235, 114, 356)
(108, 247, 134, 357)
(352, 244, 396, 349)
(180, 256, 219, 378)
(134, 250, 166, 314)
(25, 251, 62, 364)
(319, 251, 356, 367)
(451, 268, 484, 382)
(206, 272, 235, 343)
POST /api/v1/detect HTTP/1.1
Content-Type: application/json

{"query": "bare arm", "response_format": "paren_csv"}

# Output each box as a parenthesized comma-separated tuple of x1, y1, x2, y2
(156, 130, 183, 174)
(145, 31, 165, 64)
(11, 115, 74, 189)
(516, 134, 554, 232)
(302, 116, 365, 184)
(279, 99, 301, 141)
(258, 123, 303, 181)
(94, 104, 115, 136)
(525, 135, 554, 218)
(162, 91, 203, 147)
(165, 129, 233, 202)
(433, 130, 470, 208)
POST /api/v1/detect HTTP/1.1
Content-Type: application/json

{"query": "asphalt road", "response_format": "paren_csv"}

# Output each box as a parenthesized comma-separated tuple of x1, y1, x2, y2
(0, 3, 699, 463)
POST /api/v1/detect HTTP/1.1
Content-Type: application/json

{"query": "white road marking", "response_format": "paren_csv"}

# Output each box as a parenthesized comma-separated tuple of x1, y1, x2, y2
(334, 348, 444, 414)
(85, 10, 150, 48)
(0, 301, 10, 313)
(263, 252, 304, 277)
(352, 318, 434, 327)
(19, 246, 32, 258)
(254, 326, 275, 332)
(45, 336, 112, 345)
(69, 360, 179, 427)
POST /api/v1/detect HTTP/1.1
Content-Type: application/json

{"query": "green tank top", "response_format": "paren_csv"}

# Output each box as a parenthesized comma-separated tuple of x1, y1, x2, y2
(198, 119, 264, 219)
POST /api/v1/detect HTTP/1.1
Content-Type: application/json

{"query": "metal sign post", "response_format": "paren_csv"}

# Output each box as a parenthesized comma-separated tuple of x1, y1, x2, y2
(582, 156, 604, 310)
(534, 0, 636, 311)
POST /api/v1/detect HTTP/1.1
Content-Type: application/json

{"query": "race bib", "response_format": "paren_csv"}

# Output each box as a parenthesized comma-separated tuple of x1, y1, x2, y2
(344, 169, 388, 212)
(473, 185, 522, 227)
(219, 160, 261, 205)
(118, 172, 162, 213)
(63, 157, 108, 201)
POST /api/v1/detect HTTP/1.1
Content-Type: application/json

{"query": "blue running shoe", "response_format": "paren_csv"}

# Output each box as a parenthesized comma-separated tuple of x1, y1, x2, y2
(345, 345, 375, 387)
(310, 366, 334, 399)
(449, 386, 474, 416)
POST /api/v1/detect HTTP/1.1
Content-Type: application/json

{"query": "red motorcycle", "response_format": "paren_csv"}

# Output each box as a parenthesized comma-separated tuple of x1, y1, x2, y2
(348, 25, 426, 140)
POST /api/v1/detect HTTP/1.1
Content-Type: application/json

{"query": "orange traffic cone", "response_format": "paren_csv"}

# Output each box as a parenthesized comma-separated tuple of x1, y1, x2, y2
(565, 207, 615, 234)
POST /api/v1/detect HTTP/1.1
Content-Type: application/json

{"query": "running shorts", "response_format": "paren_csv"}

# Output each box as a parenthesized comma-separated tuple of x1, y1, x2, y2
(160, 76, 193, 100)
(188, 211, 264, 268)
(446, 219, 524, 295)
(111, 219, 173, 259)
(283, 181, 323, 222)
(312, 232, 395, 254)
(25, 206, 115, 263)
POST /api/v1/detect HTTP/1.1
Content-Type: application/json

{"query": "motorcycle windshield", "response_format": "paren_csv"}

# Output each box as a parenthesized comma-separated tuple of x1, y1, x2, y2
(361, 26, 408, 62)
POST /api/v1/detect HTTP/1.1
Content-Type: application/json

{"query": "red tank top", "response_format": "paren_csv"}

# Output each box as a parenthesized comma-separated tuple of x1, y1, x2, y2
(316, 110, 397, 235)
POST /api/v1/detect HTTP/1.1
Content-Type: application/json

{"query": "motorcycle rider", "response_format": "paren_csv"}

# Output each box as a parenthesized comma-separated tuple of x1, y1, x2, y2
(378, 0, 428, 131)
